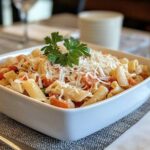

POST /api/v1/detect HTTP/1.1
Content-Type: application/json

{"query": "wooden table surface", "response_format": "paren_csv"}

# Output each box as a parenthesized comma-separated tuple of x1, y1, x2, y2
(0, 16, 150, 150)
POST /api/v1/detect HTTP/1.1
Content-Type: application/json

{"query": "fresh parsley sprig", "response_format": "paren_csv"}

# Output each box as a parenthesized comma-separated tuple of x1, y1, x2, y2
(41, 32, 63, 63)
(41, 32, 90, 67)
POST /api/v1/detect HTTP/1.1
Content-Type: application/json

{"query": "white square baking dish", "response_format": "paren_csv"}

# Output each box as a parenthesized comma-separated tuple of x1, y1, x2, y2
(0, 44, 150, 141)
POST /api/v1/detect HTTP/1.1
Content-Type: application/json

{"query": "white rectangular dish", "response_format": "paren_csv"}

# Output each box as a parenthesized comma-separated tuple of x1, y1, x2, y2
(0, 44, 150, 141)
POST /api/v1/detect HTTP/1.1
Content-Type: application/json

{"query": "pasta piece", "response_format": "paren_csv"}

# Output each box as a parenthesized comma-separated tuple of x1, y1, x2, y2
(128, 75, 143, 86)
(109, 69, 116, 79)
(38, 59, 47, 75)
(82, 85, 109, 106)
(5, 57, 18, 66)
(46, 80, 92, 102)
(0, 79, 9, 86)
(0, 68, 9, 74)
(10, 81, 24, 93)
(141, 65, 150, 78)
(22, 79, 47, 102)
(4, 70, 17, 82)
(17, 55, 27, 61)
(128, 59, 138, 73)
(116, 66, 129, 87)
(120, 58, 129, 64)
(28, 73, 38, 81)
(31, 49, 41, 57)
(67, 99, 75, 108)
(18, 71, 27, 78)
(135, 75, 144, 83)
(135, 65, 143, 75)
(107, 81, 124, 98)
(5, 85, 13, 90)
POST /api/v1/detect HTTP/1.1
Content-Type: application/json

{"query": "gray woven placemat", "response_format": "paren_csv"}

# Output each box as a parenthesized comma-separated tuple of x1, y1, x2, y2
(0, 97, 150, 150)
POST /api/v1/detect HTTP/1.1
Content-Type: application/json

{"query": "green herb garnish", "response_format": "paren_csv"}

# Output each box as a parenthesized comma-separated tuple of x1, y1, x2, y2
(41, 88, 46, 94)
(41, 32, 90, 67)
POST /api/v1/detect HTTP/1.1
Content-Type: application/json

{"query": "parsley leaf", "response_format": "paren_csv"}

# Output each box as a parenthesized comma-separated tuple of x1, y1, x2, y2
(41, 32, 90, 67)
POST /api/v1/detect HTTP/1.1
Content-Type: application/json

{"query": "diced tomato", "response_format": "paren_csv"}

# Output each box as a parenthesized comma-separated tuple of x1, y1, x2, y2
(128, 77, 137, 86)
(74, 101, 84, 108)
(42, 78, 53, 88)
(35, 76, 39, 82)
(0, 73, 4, 80)
(8, 66, 18, 72)
(50, 97, 69, 109)
(108, 76, 116, 82)
(140, 73, 149, 79)
(65, 77, 69, 82)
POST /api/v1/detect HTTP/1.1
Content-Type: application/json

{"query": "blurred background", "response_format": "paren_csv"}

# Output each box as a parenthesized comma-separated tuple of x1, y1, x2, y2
(0, 0, 150, 31)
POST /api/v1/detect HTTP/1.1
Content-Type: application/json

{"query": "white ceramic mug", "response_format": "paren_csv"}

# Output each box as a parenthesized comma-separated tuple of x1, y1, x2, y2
(78, 11, 124, 50)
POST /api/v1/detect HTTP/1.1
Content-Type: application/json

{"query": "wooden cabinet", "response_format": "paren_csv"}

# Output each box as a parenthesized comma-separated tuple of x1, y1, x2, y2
(85, 0, 150, 31)
(0, 1, 2, 24)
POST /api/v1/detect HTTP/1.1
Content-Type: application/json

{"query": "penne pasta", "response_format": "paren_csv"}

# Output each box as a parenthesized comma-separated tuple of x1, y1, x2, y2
(128, 59, 138, 73)
(4, 70, 17, 82)
(107, 81, 124, 98)
(119, 58, 129, 64)
(116, 66, 129, 87)
(10, 81, 24, 93)
(46, 80, 92, 102)
(31, 49, 41, 57)
(22, 79, 47, 102)
(0, 79, 9, 86)
(82, 86, 109, 106)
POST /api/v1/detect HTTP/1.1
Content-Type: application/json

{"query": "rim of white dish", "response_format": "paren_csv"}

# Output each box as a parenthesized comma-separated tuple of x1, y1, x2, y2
(78, 11, 124, 22)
